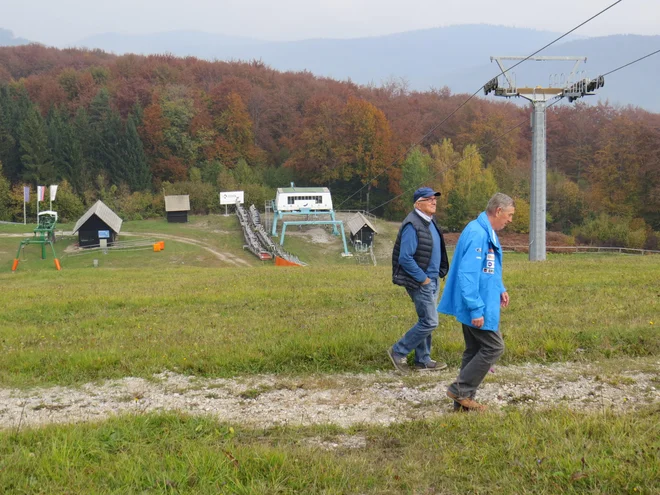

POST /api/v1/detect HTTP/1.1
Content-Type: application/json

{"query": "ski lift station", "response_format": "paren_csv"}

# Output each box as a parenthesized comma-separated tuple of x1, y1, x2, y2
(270, 185, 351, 256)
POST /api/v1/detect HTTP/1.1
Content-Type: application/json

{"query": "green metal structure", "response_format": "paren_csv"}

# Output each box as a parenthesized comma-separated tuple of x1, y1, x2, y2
(12, 211, 61, 271)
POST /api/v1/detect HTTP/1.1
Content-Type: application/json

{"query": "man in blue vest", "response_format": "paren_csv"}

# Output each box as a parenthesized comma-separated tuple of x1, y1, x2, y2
(438, 193, 515, 411)
(388, 187, 449, 373)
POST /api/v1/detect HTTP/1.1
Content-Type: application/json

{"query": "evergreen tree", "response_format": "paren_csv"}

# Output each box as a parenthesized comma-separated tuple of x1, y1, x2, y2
(72, 107, 94, 191)
(123, 114, 151, 190)
(86, 88, 113, 177)
(98, 108, 124, 185)
(0, 85, 23, 182)
(89, 88, 112, 129)
(19, 105, 55, 184)
(48, 106, 86, 193)
(131, 101, 144, 126)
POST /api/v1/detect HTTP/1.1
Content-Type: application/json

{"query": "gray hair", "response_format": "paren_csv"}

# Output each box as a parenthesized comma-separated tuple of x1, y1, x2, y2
(486, 193, 515, 213)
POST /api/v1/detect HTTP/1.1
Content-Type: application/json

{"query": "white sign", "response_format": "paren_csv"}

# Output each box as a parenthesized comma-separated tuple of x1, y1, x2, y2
(219, 191, 244, 205)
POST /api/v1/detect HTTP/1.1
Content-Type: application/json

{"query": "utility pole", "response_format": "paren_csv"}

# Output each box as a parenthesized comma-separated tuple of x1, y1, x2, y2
(484, 56, 604, 261)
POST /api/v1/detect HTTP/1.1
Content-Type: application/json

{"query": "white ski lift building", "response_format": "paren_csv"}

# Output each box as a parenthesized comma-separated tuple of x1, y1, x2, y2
(269, 184, 351, 256)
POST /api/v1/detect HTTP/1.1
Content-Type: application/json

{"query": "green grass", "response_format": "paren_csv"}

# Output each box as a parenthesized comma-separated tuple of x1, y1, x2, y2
(0, 214, 362, 270)
(2, 218, 659, 493)
(1, 408, 658, 494)
(122, 216, 253, 257)
(0, 253, 658, 388)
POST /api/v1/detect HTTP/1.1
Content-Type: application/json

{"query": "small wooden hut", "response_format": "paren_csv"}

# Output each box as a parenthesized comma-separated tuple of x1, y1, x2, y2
(164, 195, 190, 223)
(72, 200, 123, 248)
(346, 212, 378, 249)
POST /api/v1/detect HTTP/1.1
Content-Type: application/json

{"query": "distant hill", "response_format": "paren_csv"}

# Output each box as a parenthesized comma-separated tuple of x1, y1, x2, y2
(3, 25, 659, 111)
(0, 28, 31, 47)
(75, 30, 263, 57)
(70, 25, 660, 112)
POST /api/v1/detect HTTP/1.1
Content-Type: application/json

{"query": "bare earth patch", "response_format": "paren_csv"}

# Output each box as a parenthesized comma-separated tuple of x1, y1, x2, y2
(1, 359, 657, 431)
(286, 227, 335, 244)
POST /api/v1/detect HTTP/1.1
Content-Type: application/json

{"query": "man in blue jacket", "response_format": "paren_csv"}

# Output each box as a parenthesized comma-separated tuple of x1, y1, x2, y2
(388, 187, 449, 373)
(438, 193, 515, 411)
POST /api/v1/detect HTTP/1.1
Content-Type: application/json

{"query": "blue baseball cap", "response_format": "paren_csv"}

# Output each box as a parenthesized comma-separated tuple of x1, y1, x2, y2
(413, 187, 441, 203)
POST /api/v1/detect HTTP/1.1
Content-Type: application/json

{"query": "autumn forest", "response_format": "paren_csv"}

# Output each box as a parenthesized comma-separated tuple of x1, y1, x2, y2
(0, 44, 658, 248)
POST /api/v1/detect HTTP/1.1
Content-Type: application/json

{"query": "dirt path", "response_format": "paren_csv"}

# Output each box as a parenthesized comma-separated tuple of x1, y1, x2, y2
(121, 232, 250, 266)
(1, 359, 657, 431)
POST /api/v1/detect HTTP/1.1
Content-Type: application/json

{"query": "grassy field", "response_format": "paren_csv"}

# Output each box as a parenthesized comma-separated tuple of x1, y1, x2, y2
(0, 252, 658, 388)
(2, 216, 657, 382)
(1, 217, 659, 493)
(1, 408, 658, 494)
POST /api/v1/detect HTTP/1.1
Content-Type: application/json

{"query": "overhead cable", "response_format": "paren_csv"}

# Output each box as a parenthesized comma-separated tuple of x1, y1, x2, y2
(336, 0, 625, 209)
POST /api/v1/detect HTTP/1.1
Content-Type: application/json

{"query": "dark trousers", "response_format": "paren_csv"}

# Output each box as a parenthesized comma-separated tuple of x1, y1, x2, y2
(447, 324, 504, 399)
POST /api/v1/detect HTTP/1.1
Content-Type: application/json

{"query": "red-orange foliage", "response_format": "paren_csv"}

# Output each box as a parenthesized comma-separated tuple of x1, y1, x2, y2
(0, 44, 658, 227)
(151, 156, 187, 183)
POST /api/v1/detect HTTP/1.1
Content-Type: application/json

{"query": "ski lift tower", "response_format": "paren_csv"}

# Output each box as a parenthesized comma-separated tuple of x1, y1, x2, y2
(485, 56, 604, 261)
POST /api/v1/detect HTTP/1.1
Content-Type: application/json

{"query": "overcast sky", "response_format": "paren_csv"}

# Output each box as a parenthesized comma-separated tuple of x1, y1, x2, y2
(3, 0, 658, 46)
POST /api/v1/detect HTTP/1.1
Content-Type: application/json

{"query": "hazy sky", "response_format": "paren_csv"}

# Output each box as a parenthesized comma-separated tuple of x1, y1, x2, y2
(3, 0, 658, 46)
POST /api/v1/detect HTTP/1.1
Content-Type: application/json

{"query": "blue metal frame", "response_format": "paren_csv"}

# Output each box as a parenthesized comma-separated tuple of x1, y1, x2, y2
(270, 201, 339, 237)
(280, 220, 351, 256)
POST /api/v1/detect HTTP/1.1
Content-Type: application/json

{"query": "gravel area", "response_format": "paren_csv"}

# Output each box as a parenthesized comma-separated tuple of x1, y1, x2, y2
(1, 359, 658, 431)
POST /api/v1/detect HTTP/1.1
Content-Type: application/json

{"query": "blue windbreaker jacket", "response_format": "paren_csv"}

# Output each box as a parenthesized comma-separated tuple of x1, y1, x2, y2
(437, 211, 506, 331)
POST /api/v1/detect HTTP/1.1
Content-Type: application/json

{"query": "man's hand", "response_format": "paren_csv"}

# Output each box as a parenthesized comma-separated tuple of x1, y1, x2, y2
(471, 316, 484, 328)
(421, 277, 431, 285)
(500, 291, 510, 308)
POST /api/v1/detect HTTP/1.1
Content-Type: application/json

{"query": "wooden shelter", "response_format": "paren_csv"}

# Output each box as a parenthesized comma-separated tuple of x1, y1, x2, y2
(72, 200, 123, 248)
(164, 195, 190, 223)
(346, 212, 378, 249)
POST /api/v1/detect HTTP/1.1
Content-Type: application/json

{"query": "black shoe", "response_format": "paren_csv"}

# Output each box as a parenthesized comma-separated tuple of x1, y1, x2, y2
(387, 348, 410, 373)
(414, 360, 448, 371)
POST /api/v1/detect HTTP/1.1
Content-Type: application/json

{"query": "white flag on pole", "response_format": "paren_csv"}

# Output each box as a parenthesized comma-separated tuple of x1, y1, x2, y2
(50, 185, 58, 202)
(37, 186, 46, 202)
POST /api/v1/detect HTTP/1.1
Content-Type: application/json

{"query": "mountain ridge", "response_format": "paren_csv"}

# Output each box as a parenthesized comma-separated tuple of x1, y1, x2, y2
(1, 25, 658, 111)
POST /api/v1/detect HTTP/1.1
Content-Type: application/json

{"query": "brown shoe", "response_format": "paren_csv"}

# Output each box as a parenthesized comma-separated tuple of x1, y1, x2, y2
(446, 390, 487, 412)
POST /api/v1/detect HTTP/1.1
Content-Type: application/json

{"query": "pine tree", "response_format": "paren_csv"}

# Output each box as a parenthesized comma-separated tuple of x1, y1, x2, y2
(123, 114, 151, 190)
(72, 107, 94, 191)
(89, 88, 111, 129)
(48, 106, 86, 193)
(0, 85, 23, 182)
(98, 108, 124, 185)
(19, 105, 55, 184)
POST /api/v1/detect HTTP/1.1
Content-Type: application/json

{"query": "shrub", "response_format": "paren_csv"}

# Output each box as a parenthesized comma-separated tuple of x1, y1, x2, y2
(573, 214, 648, 248)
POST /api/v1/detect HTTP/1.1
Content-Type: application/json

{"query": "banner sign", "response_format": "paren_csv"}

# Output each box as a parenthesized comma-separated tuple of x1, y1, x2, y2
(23, 186, 30, 202)
(37, 186, 46, 202)
(219, 191, 244, 205)
(50, 185, 58, 202)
